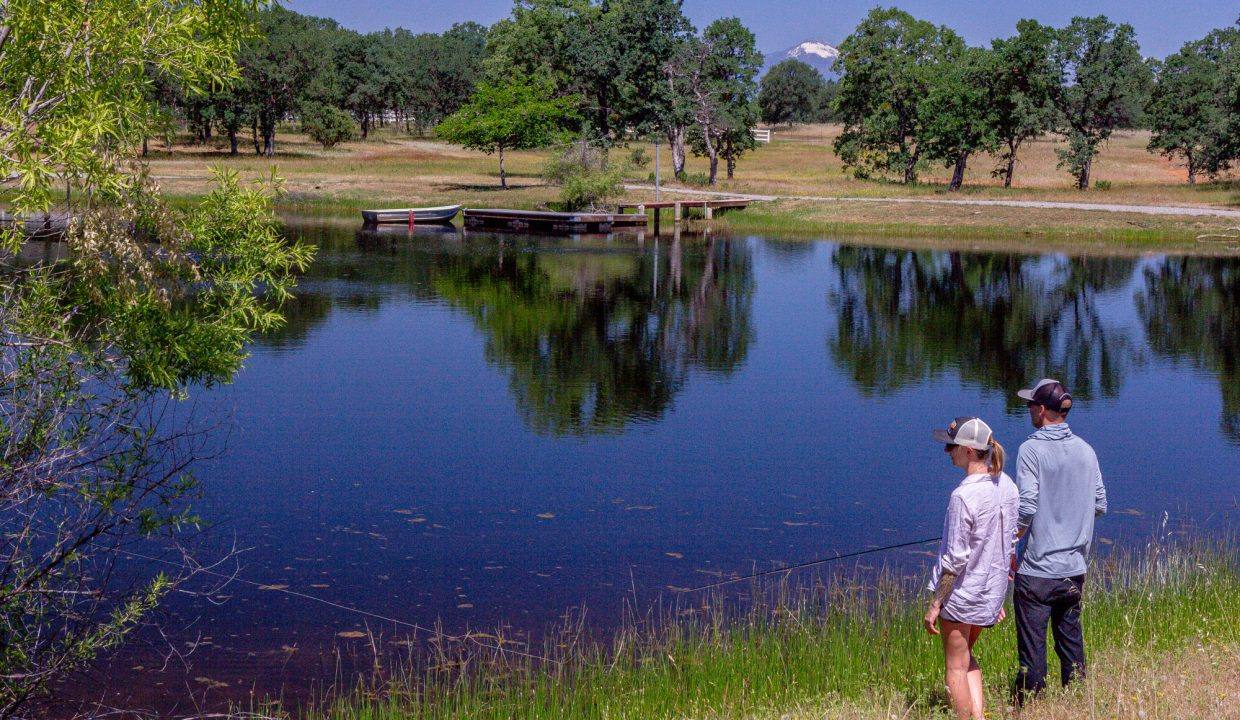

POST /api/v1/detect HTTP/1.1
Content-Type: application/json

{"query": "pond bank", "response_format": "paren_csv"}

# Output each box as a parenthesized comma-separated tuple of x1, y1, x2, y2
(261, 194, 1237, 252)
(295, 542, 1235, 720)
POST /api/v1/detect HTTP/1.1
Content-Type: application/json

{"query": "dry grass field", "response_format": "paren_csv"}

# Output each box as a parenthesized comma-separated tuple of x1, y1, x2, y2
(734, 124, 1238, 206)
(770, 642, 1240, 720)
(144, 124, 1240, 248)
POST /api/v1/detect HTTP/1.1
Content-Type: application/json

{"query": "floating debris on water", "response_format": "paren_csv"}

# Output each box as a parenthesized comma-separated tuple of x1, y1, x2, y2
(257, 584, 288, 591)
(336, 631, 366, 639)
(665, 552, 684, 559)
(536, 512, 555, 519)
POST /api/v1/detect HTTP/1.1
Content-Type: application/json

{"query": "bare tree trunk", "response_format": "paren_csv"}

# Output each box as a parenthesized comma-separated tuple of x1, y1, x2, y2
(667, 126, 686, 176)
(261, 114, 275, 157)
(360, 114, 370, 140)
(141, 137, 148, 157)
(725, 137, 735, 179)
(707, 142, 718, 184)
(903, 148, 919, 184)
(1003, 138, 1020, 188)
(1186, 151, 1197, 185)
(499, 146, 507, 189)
(1076, 153, 1092, 190)
(228, 127, 239, 156)
(948, 152, 968, 191)
(252, 118, 262, 155)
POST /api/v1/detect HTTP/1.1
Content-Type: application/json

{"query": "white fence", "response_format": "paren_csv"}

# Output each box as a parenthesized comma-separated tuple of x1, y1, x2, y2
(752, 128, 772, 143)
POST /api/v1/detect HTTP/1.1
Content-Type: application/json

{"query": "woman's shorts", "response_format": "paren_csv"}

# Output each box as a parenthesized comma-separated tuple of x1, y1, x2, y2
(941, 607, 996, 628)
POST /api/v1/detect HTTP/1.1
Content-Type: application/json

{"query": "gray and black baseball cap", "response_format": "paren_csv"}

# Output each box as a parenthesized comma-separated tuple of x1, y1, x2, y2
(1017, 378, 1073, 413)
(933, 416, 993, 451)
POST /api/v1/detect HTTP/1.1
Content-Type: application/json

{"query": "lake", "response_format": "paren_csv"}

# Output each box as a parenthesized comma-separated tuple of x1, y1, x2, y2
(77, 221, 1238, 713)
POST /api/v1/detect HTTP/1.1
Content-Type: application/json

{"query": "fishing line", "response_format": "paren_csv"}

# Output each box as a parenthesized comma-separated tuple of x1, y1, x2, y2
(111, 546, 563, 666)
(675, 536, 942, 593)
(110, 535, 944, 662)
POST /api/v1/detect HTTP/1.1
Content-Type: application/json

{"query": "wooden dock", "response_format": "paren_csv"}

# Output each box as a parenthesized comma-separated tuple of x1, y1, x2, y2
(462, 208, 638, 234)
(616, 198, 750, 233)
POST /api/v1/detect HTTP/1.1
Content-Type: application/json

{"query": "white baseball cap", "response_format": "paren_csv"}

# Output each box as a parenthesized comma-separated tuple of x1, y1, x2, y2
(932, 416, 993, 451)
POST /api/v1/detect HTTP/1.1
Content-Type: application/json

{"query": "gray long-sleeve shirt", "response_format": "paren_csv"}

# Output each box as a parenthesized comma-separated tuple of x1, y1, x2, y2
(1015, 423, 1107, 578)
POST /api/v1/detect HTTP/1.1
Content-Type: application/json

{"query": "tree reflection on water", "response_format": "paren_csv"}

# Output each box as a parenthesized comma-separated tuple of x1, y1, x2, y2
(261, 224, 1240, 443)
(827, 247, 1137, 407)
(431, 235, 753, 435)
(1137, 257, 1240, 442)
(262, 225, 754, 435)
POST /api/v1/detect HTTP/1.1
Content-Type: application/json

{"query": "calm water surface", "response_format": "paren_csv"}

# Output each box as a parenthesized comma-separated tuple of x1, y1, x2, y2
(82, 221, 1239, 712)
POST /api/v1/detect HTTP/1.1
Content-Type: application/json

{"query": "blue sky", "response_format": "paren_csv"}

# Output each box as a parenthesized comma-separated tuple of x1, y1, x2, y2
(287, 1, 1236, 57)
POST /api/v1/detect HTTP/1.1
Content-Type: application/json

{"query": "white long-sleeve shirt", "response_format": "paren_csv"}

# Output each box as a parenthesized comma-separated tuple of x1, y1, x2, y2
(926, 471, 1020, 626)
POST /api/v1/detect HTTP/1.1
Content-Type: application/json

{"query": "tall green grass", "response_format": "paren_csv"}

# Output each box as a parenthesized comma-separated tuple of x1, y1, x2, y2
(308, 540, 1238, 720)
(711, 204, 1215, 249)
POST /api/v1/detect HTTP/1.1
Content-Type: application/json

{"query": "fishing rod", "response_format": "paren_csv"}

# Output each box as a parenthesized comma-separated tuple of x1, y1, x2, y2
(675, 536, 942, 594)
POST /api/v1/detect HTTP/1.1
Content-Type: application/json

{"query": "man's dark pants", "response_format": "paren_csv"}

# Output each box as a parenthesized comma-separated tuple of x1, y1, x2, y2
(1013, 572, 1087, 701)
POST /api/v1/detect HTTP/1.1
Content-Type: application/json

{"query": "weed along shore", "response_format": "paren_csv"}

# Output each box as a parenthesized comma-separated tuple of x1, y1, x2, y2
(300, 543, 1237, 720)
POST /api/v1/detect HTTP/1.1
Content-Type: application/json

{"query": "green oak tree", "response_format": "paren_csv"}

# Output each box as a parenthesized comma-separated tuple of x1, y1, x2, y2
(681, 17, 763, 184)
(334, 30, 388, 138)
(239, 5, 337, 155)
(485, 0, 691, 146)
(436, 77, 578, 188)
(1049, 16, 1151, 189)
(832, 7, 963, 183)
(988, 20, 1059, 187)
(918, 46, 998, 191)
(1147, 25, 1240, 184)
(758, 59, 826, 125)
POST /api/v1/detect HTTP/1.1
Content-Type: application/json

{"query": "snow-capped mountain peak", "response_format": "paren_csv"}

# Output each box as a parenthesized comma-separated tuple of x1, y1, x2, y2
(762, 39, 841, 79)
(787, 41, 839, 61)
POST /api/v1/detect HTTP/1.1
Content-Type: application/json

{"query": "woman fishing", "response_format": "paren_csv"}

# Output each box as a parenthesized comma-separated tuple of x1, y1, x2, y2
(924, 417, 1019, 720)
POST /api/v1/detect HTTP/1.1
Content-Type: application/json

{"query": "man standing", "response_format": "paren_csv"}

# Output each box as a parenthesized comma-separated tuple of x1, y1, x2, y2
(1012, 379, 1107, 701)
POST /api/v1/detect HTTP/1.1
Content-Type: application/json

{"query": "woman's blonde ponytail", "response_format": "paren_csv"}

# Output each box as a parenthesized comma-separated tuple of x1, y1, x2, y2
(987, 436, 1006, 475)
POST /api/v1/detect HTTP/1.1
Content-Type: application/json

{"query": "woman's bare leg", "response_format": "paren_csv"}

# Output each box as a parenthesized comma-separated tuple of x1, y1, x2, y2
(966, 624, 985, 719)
(940, 619, 975, 720)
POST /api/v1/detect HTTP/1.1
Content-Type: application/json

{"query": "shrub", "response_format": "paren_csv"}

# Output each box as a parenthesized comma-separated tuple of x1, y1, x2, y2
(677, 171, 711, 187)
(542, 146, 625, 211)
(1094, 179, 1113, 191)
(301, 106, 358, 148)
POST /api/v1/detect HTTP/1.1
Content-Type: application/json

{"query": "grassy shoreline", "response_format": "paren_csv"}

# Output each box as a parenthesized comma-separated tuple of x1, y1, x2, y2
(707, 200, 1235, 251)
(139, 125, 1240, 254)
(249, 196, 1237, 257)
(292, 542, 1237, 720)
